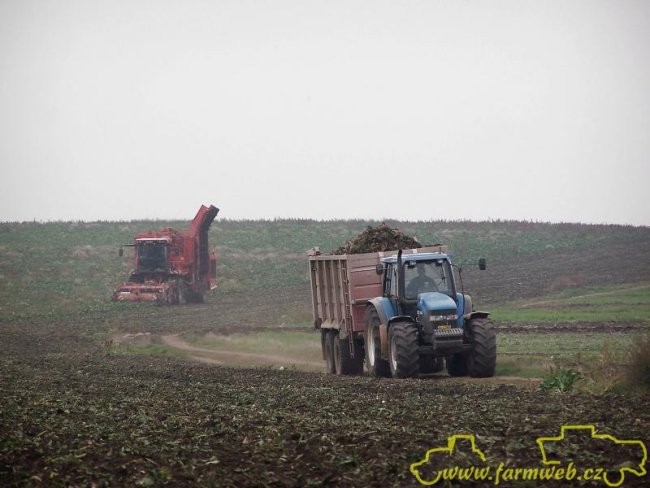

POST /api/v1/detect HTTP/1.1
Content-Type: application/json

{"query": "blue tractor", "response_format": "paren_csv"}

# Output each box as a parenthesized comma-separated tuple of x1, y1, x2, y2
(364, 249, 496, 378)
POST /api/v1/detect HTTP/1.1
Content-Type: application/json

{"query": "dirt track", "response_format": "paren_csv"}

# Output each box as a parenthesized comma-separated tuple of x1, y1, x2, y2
(160, 334, 324, 371)
(157, 333, 542, 388)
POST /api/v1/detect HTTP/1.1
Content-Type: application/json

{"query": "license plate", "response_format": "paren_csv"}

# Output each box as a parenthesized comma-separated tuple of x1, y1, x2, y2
(437, 325, 451, 331)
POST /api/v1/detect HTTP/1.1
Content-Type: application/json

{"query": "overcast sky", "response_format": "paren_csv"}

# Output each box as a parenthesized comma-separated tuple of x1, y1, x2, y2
(1, 0, 648, 225)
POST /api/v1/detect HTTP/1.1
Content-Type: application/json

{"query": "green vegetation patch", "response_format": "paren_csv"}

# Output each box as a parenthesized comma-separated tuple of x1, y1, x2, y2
(497, 331, 636, 362)
(491, 283, 650, 324)
(114, 343, 189, 359)
(185, 330, 321, 362)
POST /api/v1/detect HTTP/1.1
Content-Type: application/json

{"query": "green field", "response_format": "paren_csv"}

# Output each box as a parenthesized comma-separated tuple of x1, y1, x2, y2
(2, 219, 649, 321)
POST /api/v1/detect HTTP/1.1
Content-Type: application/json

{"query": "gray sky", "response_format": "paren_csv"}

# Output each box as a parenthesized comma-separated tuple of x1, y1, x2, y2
(1, 0, 649, 225)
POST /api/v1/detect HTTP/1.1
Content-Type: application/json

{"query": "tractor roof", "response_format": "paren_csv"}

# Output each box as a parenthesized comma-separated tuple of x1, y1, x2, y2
(381, 252, 450, 264)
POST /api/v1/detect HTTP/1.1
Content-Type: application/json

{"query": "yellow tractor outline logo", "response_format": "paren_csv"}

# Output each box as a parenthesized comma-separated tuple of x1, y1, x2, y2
(409, 434, 488, 486)
(536, 424, 648, 487)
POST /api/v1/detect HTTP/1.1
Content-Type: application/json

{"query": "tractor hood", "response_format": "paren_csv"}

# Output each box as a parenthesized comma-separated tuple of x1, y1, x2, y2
(417, 292, 458, 313)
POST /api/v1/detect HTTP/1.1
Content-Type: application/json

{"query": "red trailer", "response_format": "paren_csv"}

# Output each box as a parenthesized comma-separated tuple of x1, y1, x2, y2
(112, 205, 219, 304)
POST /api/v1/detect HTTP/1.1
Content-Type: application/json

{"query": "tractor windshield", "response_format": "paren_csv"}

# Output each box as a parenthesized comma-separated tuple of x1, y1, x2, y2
(136, 242, 168, 273)
(404, 260, 454, 299)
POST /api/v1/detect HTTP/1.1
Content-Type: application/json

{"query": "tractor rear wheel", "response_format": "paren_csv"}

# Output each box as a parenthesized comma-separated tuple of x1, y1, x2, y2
(323, 329, 336, 374)
(388, 321, 420, 378)
(333, 333, 363, 375)
(364, 307, 390, 377)
(466, 318, 497, 378)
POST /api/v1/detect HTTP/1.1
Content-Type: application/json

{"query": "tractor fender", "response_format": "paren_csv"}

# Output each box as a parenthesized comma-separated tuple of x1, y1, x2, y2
(465, 311, 491, 322)
(368, 298, 391, 326)
(367, 298, 416, 360)
(368, 298, 391, 359)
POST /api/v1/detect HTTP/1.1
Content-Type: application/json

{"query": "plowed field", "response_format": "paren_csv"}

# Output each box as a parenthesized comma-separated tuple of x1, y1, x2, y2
(2, 308, 649, 487)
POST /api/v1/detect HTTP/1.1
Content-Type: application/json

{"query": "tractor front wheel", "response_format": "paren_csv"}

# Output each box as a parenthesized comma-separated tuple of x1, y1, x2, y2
(388, 321, 420, 378)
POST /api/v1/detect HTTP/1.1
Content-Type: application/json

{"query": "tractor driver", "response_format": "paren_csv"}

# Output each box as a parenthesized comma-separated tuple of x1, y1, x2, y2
(406, 263, 437, 299)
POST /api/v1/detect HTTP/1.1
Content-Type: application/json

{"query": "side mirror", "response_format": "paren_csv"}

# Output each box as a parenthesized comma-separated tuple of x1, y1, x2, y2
(375, 264, 384, 275)
(118, 247, 124, 257)
(478, 258, 486, 270)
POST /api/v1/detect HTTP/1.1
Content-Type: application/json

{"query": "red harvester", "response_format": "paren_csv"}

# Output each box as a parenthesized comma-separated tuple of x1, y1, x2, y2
(112, 204, 219, 304)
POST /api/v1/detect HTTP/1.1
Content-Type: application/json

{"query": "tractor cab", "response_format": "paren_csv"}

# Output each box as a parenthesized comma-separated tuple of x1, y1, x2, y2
(379, 252, 459, 325)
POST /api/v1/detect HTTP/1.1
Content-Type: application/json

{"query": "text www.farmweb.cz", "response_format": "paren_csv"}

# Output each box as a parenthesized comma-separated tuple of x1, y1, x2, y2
(429, 462, 607, 485)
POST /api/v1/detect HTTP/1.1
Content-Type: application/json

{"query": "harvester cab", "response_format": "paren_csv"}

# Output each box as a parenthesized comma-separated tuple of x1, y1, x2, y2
(112, 204, 219, 305)
(135, 238, 170, 274)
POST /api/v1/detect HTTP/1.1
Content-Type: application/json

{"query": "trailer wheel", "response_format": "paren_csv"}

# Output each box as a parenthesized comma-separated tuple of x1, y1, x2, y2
(323, 330, 336, 374)
(388, 321, 420, 378)
(364, 307, 390, 377)
(333, 333, 363, 375)
(466, 318, 497, 378)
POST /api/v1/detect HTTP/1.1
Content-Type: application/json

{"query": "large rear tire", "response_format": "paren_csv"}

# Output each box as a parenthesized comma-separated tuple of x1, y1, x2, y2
(364, 307, 390, 377)
(466, 318, 497, 378)
(388, 321, 420, 378)
(333, 333, 363, 375)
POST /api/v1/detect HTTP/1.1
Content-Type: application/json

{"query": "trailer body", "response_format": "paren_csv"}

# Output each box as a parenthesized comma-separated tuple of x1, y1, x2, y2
(309, 246, 447, 337)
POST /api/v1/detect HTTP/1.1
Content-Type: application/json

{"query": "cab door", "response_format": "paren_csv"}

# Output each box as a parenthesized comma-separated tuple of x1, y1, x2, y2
(383, 263, 401, 316)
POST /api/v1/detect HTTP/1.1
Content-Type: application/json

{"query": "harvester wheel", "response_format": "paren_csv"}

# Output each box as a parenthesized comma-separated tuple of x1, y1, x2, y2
(333, 333, 363, 375)
(388, 321, 420, 378)
(364, 307, 390, 377)
(466, 318, 497, 378)
(323, 330, 336, 374)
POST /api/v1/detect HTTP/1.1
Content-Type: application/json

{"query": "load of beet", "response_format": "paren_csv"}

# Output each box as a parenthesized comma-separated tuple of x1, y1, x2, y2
(333, 223, 422, 255)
